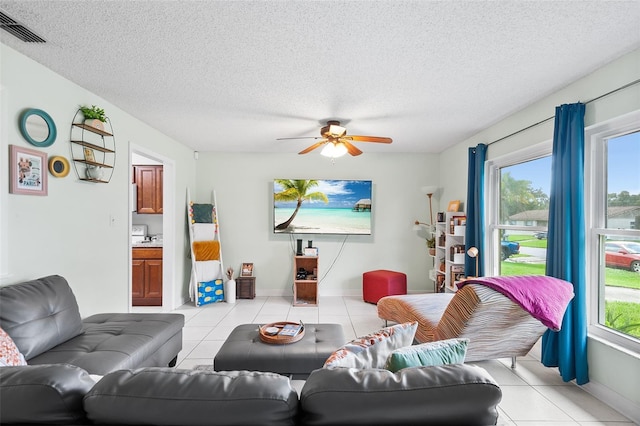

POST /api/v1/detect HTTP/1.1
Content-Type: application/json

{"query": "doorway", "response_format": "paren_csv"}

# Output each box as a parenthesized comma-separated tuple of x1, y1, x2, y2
(129, 145, 176, 312)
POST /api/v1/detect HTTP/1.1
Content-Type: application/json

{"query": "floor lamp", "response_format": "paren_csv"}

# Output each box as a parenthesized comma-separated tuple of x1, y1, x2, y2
(421, 186, 439, 225)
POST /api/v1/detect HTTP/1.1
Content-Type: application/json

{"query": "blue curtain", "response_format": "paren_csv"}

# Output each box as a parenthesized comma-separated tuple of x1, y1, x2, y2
(465, 143, 486, 277)
(541, 103, 589, 385)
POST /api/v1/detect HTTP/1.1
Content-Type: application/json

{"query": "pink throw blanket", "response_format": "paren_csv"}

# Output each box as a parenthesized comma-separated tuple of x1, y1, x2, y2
(457, 275, 574, 331)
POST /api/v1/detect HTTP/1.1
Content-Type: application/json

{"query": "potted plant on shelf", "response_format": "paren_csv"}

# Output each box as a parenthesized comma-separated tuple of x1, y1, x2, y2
(427, 236, 436, 256)
(79, 105, 106, 131)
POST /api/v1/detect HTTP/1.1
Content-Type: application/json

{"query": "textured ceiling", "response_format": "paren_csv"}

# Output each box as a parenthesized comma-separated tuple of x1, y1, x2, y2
(1, 1, 639, 155)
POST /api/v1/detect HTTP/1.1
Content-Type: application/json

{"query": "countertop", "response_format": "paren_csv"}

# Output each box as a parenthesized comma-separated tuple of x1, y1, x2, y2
(132, 242, 163, 248)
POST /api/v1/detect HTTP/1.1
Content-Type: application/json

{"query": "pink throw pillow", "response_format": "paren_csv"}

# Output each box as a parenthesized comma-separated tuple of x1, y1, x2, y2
(0, 327, 27, 367)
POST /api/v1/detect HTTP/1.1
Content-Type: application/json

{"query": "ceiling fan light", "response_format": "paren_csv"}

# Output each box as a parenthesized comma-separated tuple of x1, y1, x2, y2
(328, 124, 346, 136)
(320, 142, 348, 158)
(334, 142, 348, 157)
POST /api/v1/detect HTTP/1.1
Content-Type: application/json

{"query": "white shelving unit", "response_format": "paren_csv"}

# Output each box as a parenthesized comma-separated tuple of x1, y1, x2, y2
(430, 224, 445, 293)
(431, 211, 466, 293)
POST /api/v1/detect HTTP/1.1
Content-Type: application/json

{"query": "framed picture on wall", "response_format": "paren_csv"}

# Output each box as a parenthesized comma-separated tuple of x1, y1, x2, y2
(9, 144, 48, 196)
(83, 147, 95, 163)
(241, 263, 254, 277)
(447, 200, 460, 212)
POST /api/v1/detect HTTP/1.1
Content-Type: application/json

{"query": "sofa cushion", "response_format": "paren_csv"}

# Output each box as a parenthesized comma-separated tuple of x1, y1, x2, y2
(84, 368, 299, 426)
(323, 322, 417, 369)
(28, 312, 185, 375)
(0, 364, 95, 424)
(0, 327, 27, 366)
(384, 338, 469, 372)
(300, 364, 502, 426)
(0, 275, 83, 359)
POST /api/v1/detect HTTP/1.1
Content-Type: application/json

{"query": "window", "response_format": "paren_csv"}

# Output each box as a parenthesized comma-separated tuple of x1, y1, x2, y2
(487, 143, 551, 277)
(487, 111, 640, 355)
(586, 112, 640, 352)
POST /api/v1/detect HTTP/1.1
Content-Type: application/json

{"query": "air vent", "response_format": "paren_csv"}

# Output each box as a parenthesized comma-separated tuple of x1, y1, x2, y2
(0, 10, 45, 43)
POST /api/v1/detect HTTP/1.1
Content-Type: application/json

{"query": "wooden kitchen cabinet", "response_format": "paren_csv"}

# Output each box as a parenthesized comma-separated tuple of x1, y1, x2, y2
(132, 247, 163, 306)
(134, 165, 163, 214)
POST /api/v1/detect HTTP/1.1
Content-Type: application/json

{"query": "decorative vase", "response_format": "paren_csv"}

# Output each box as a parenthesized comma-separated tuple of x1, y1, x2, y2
(429, 248, 436, 256)
(225, 279, 236, 304)
(84, 119, 104, 131)
(85, 165, 104, 180)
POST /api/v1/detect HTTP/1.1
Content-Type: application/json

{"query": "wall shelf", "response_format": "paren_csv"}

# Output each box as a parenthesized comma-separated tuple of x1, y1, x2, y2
(69, 110, 116, 183)
(72, 123, 113, 137)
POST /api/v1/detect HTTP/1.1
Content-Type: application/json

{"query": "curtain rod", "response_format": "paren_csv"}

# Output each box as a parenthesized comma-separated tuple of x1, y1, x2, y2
(487, 78, 640, 146)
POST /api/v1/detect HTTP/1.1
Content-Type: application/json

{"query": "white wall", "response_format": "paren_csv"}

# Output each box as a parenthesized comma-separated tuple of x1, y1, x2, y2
(440, 49, 640, 420)
(0, 44, 196, 316)
(194, 152, 440, 296)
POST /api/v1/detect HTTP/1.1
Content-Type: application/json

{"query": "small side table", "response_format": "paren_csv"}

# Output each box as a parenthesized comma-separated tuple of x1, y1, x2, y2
(236, 276, 256, 299)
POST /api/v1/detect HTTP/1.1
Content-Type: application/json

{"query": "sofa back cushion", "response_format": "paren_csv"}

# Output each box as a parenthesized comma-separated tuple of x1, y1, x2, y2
(0, 364, 95, 424)
(84, 368, 299, 426)
(300, 364, 501, 425)
(0, 275, 83, 359)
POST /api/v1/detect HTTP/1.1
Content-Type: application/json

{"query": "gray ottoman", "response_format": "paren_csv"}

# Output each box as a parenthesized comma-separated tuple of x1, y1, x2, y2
(214, 323, 345, 379)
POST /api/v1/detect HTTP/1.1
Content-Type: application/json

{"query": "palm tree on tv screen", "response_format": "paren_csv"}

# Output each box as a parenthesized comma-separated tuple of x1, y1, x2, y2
(274, 179, 328, 230)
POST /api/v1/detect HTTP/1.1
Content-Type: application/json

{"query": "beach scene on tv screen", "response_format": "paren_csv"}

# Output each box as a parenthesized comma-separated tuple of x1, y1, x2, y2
(273, 179, 372, 235)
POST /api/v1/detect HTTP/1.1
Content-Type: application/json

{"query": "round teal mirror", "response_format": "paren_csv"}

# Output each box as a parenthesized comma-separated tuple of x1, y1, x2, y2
(19, 108, 57, 147)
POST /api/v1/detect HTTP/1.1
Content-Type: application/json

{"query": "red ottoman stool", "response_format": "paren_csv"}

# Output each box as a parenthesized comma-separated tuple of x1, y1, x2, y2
(363, 270, 407, 304)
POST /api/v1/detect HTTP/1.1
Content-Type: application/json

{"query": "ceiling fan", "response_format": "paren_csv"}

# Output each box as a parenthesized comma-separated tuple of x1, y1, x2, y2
(277, 120, 392, 157)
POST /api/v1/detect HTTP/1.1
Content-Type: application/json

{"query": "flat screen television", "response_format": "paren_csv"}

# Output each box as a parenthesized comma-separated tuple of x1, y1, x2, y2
(273, 179, 372, 235)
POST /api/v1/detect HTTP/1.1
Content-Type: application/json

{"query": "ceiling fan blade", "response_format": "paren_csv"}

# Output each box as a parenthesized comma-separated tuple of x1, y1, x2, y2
(343, 141, 363, 156)
(276, 136, 323, 141)
(346, 135, 393, 143)
(298, 140, 327, 155)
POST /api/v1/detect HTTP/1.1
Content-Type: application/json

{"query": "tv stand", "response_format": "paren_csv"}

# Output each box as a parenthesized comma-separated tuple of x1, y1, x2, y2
(293, 256, 318, 306)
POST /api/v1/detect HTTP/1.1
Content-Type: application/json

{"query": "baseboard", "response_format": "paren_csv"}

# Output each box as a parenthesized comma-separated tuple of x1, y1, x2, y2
(318, 289, 362, 297)
(253, 289, 429, 297)
(581, 380, 640, 424)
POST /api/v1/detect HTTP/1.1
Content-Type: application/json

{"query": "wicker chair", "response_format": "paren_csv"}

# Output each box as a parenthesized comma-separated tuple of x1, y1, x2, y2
(377, 284, 549, 367)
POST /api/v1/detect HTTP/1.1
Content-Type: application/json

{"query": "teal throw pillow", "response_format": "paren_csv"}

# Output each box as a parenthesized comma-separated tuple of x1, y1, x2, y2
(384, 338, 469, 372)
(191, 203, 213, 223)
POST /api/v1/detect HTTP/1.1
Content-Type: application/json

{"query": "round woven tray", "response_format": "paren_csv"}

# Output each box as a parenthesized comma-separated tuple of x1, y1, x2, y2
(259, 321, 305, 344)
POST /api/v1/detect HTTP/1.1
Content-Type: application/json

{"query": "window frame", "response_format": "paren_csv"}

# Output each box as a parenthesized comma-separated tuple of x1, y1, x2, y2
(486, 141, 552, 276)
(585, 110, 640, 354)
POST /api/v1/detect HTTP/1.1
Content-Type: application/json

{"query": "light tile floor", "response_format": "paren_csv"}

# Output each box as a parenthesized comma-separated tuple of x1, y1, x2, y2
(168, 295, 634, 425)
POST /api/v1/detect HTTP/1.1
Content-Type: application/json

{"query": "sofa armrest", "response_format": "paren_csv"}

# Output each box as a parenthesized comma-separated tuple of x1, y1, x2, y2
(0, 364, 95, 425)
(84, 367, 299, 426)
(300, 364, 501, 426)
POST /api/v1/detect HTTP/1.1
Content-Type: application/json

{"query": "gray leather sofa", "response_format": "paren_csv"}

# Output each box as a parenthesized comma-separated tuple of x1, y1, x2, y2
(0, 275, 184, 374)
(0, 275, 502, 425)
(0, 362, 502, 425)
